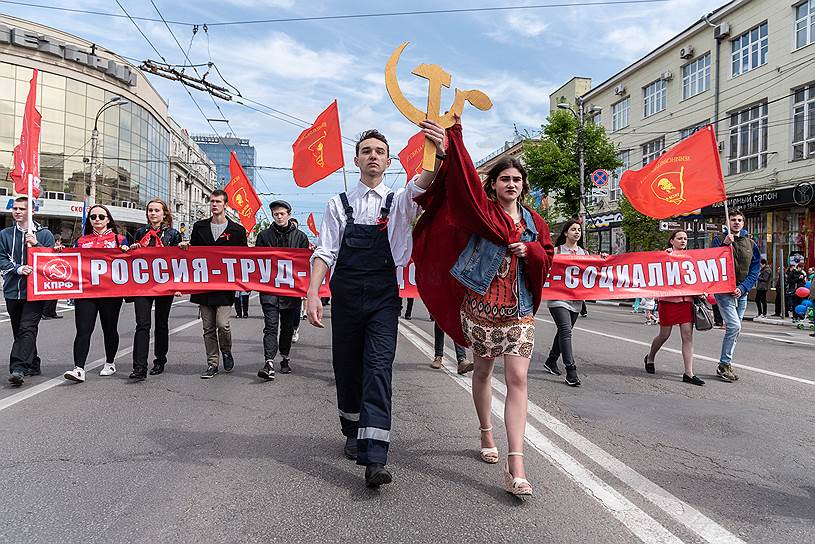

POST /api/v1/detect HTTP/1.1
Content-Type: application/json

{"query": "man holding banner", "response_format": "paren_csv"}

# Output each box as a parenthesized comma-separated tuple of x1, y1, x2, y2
(1, 196, 54, 386)
(306, 122, 446, 488)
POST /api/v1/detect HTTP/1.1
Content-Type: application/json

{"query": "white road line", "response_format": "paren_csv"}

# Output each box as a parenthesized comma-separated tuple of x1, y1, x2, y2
(536, 317, 815, 386)
(399, 321, 685, 544)
(402, 320, 746, 544)
(0, 318, 202, 413)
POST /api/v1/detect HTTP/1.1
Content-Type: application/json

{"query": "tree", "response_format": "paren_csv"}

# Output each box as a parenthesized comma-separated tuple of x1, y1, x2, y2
(618, 195, 669, 251)
(523, 109, 620, 220)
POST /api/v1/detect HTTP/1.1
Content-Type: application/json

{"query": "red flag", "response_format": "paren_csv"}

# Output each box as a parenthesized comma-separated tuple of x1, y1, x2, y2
(620, 125, 725, 219)
(292, 100, 344, 187)
(306, 212, 320, 237)
(225, 151, 262, 232)
(10, 69, 42, 198)
(398, 131, 424, 183)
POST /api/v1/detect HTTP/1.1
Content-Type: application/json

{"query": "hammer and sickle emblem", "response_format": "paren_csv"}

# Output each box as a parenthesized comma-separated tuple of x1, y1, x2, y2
(385, 42, 493, 171)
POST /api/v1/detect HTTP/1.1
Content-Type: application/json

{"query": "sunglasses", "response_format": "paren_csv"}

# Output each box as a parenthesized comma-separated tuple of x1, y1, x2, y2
(89, 214, 108, 221)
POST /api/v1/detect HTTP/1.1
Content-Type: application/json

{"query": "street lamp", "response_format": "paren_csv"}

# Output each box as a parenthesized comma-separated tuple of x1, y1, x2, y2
(89, 96, 129, 205)
(557, 99, 603, 225)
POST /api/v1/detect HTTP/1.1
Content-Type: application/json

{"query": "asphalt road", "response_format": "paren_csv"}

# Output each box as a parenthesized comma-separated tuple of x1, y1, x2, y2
(0, 297, 813, 543)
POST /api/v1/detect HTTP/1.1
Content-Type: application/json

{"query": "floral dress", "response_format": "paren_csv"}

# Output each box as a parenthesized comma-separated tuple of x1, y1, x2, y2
(460, 220, 535, 359)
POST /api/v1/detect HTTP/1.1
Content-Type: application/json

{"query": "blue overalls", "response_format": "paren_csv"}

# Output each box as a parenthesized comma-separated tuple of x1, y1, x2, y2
(330, 191, 399, 466)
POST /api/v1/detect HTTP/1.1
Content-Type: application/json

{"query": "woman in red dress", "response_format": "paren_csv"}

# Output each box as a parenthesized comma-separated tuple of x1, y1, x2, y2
(644, 230, 705, 385)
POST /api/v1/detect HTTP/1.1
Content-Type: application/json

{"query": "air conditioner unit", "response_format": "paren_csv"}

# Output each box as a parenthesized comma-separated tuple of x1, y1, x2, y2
(0, 187, 8, 196)
(718, 141, 725, 151)
(714, 22, 730, 39)
(660, 71, 673, 81)
(679, 46, 694, 59)
(613, 84, 626, 95)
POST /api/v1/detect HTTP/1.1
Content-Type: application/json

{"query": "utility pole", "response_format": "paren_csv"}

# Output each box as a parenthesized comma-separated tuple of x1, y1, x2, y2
(89, 97, 128, 205)
(576, 96, 586, 224)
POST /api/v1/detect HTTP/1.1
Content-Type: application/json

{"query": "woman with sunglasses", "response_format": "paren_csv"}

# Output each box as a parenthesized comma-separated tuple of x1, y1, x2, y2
(55, 204, 129, 383)
(126, 198, 181, 380)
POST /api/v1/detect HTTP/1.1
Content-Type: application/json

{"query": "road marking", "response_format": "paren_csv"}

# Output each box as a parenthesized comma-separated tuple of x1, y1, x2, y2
(401, 319, 745, 544)
(399, 321, 686, 544)
(536, 317, 815, 386)
(0, 318, 202, 413)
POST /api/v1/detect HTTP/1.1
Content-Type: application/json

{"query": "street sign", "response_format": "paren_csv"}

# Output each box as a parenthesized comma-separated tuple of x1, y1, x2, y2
(659, 221, 681, 231)
(591, 187, 609, 197)
(591, 169, 610, 187)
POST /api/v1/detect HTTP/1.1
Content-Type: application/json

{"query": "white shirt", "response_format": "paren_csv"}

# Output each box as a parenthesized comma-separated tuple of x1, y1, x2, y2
(312, 177, 424, 269)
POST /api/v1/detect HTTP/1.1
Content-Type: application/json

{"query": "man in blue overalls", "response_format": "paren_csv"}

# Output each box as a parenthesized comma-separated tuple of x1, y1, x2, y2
(306, 122, 446, 488)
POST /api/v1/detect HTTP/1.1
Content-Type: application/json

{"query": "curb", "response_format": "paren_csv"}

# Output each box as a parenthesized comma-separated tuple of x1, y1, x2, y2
(749, 316, 807, 328)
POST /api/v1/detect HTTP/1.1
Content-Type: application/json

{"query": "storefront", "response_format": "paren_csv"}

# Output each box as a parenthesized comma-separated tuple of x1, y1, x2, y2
(701, 182, 815, 269)
(585, 212, 626, 254)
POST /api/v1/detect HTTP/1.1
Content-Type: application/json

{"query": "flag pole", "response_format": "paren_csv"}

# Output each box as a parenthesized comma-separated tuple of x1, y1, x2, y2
(341, 165, 348, 192)
(26, 173, 34, 235)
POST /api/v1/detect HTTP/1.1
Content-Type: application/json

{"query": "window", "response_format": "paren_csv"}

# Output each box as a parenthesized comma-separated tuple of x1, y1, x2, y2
(796, 0, 815, 49)
(643, 80, 667, 117)
(641, 137, 665, 167)
(612, 150, 629, 201)
(679, 120, 710, 140)
(728, 102, 768, 174)
(731, 22, 768, 77)
(792, 83, 815, 160)
(682, 54, 710, 99)
(589, 111, 602, 126)
(612, 97, 630, 131)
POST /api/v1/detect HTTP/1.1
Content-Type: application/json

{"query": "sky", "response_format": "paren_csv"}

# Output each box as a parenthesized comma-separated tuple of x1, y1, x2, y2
(1, 0, 725, 226)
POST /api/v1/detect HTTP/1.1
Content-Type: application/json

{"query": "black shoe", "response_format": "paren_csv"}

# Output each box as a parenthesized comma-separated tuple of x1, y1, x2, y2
(129, 370, 146, 381)
(279, 359, 292, 374)
(41, 315, 53, 320)
(8, 370, 24, 386)
(222, 352, 235, 373)
(404, 315, 412, 320)
(564, 366, 581, 387)
(257, 361, 275, 381)
(644, 355, 655, 374)
(149, 363, 165, 375)
(365, 463, 392, 488)
(201, 365, 218, 379)
(344, 436, 358, 460)
(682, 374, 705, 386)
(24, 366, 41, 377)
(543, 359, 562, 376)
(243, 313, 249, 318)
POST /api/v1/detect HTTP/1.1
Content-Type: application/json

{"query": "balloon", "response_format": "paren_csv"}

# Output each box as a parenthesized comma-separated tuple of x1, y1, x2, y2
(794, 304, 807, 316)
(806, 281, 812, 289)
(706, 294, 717, 305)
(796, 287, 810, 298)
(803, 299, 814, 309)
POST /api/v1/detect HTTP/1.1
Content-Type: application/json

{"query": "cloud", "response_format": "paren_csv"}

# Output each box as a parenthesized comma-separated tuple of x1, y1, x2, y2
(507, 13, 548, 37)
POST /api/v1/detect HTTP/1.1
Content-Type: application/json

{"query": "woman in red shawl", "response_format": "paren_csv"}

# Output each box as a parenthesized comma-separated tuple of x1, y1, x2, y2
(413, 119, 554, 497)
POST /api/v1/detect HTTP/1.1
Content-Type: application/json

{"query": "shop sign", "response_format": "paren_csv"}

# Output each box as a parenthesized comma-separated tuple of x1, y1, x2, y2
(701, 183, 814, 215)
(586, 212, 622, 229)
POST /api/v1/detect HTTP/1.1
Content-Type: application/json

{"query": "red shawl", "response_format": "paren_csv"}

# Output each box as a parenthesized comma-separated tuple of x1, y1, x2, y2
(412, 124, 554, 346)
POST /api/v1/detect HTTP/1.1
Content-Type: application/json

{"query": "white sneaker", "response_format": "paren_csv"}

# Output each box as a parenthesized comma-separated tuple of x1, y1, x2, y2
(292, 330, 299, 343)
(63, 367, 86, 382)
(99, 363, 116, 376)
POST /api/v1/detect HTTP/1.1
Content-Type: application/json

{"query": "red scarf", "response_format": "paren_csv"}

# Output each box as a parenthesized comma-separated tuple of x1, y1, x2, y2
(412, 124, 554, 346)
(139, 228, 164, 247)
(77, 230, 123, 249)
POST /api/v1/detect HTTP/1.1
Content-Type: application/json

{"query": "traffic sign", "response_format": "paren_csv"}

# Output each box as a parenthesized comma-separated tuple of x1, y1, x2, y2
(591, 187, 609, 198)
(591, 169, 610, 187)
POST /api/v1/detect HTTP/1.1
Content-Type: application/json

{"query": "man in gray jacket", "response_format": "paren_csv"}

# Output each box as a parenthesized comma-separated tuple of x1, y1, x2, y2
(0, 196, 55, 386)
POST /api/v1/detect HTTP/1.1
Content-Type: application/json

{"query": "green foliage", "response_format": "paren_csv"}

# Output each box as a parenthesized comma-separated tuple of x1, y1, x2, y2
(618, 195, 669, 251)
(523, 109, 621, 220)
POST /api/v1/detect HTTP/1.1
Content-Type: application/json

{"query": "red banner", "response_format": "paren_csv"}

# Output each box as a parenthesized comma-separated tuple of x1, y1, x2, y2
(10, 69, 42, 198)
(225, 151, 262, 232)
(397, 261, 418, 298)
(27, 247, 330, 301)
(541, 247, 735, 300)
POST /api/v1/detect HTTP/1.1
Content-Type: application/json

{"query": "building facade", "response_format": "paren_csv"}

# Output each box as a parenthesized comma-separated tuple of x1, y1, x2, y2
(0, 14, 172, 240)
(168, 118, 217, 238)
(562, 0, 815, 265)
(190, 133, 256, 188)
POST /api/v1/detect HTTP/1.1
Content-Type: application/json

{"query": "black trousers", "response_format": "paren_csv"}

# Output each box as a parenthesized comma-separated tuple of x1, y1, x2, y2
(6, 298, 43, 373)
(755, 289, 768, 316)
(234, 294, 249, 317)
(73, 297, 123, 368)
(401, 297, 414, 318)
(261, 301, 299, 361)
(434, 323, 466, 360)
(42, 299, 59, 317)
(133, 295, 173, 372)
(546, 306, 579, 368)
(713, 303, 723, 325)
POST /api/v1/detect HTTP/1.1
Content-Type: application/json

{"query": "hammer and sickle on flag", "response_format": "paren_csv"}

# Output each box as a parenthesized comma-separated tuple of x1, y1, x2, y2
(225, 152, 262, 231)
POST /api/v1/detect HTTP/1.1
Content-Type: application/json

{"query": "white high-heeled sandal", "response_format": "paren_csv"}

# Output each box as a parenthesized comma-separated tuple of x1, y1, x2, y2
(504, 452, 533, 496)
(479, 426, 499, 464)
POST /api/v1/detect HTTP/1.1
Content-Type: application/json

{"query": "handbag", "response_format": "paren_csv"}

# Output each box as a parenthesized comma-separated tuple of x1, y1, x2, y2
(693, 298, 714, 331)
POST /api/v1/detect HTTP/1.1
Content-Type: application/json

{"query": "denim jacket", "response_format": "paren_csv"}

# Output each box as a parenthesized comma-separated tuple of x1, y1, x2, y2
(450, 206, 538, 316)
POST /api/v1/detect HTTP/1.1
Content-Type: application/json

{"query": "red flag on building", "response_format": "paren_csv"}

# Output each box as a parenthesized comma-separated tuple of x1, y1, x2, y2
(10, 69, 42, 198)
(398, 131, 424, 183)
(620, 125, 725, 219)
(306, 212, 320, 237)
(225, 151, 262, 232)
(292, 100, 344, 187)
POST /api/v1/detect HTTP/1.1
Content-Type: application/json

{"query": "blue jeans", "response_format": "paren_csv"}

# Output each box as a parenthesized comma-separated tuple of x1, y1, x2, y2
(715, 292, 748, 366)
